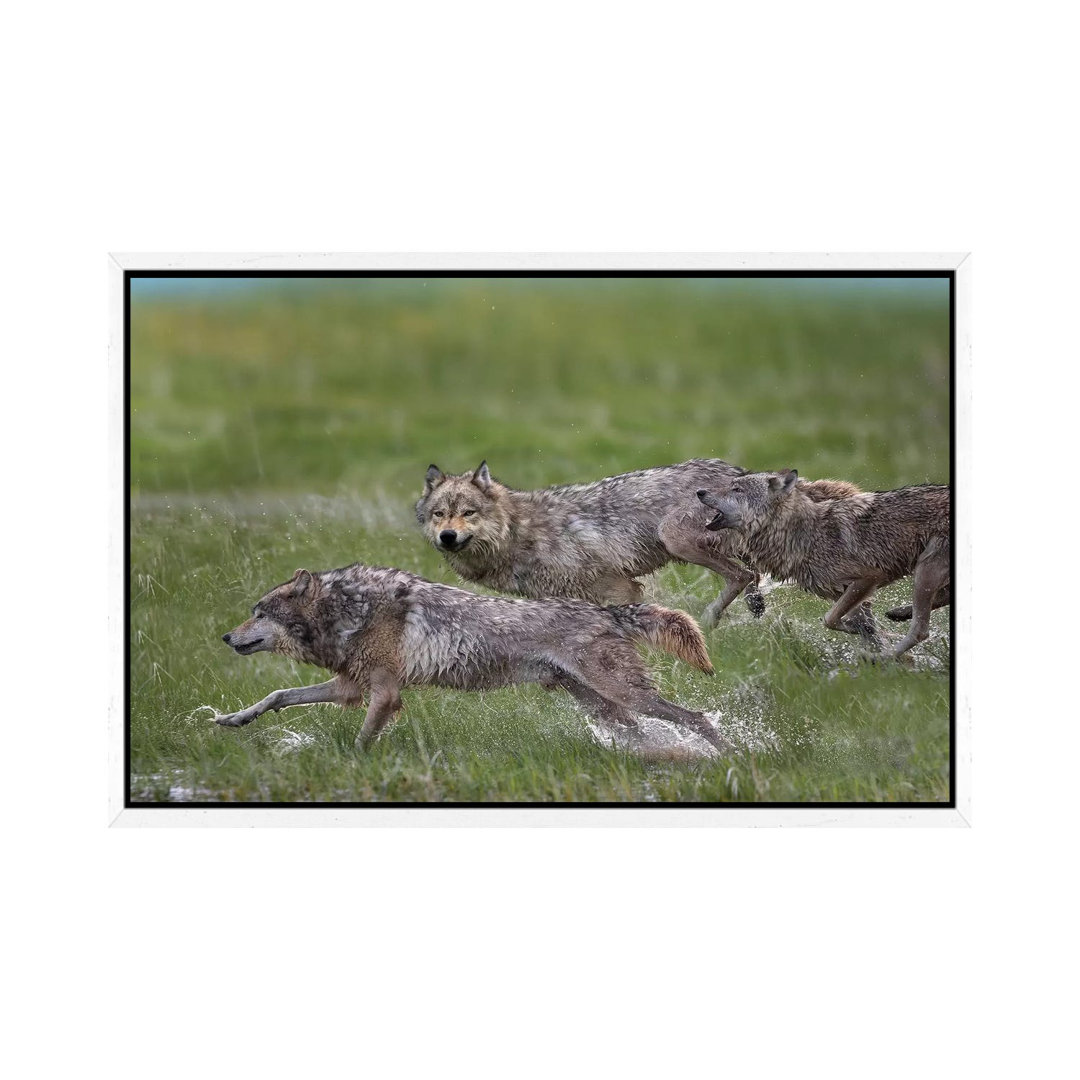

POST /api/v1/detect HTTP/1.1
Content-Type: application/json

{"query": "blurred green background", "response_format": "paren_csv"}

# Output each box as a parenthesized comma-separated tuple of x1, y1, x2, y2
(129, 276, 951, 803)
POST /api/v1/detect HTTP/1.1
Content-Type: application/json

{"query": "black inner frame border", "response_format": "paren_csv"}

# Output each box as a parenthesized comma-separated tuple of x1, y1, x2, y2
(124, 268, 956, 810)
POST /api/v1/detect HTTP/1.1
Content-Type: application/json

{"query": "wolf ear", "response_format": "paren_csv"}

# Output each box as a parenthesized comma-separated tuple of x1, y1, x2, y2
(768, 469, 799, 493)
(424, 464, 445, 496)
(292, 569, 319, 599)
(472, 460, 492, 492)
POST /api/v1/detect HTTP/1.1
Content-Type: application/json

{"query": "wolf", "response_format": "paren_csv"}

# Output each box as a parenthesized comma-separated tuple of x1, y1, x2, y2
(217, 564, 729, 752)
(416, 459, 862, 626)
(696, 472, 950, 658)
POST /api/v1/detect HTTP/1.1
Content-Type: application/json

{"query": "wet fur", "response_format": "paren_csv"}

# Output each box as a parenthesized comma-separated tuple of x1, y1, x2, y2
(416, 459, 862, 627)
(219, 565, 726, 751)
(698, 473, 950, 657)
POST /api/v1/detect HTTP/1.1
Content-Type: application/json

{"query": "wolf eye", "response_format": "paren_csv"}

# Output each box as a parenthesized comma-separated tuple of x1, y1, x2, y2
(432, 510, 445, 519)
(462, 509, 476, 518)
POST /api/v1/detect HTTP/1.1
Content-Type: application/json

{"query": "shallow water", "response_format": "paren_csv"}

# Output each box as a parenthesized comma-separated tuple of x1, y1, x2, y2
(586, 700, 785, 761)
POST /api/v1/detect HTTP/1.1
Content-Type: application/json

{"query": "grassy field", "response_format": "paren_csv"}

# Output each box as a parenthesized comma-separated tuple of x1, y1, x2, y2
(129, 277, 951, 803)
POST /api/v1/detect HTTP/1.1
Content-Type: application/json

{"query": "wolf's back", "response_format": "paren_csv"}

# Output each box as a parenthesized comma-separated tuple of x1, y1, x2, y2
(608, 605, 714, 674)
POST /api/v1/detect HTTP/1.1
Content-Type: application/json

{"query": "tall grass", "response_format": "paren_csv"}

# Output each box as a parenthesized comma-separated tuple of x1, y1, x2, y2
(129, 278, 950, 803)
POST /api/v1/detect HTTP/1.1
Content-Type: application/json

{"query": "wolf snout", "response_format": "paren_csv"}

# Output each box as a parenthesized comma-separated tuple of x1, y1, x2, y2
(697, 490, 720, 513)
(438, 530, 472, 551)
(222, 631, 265, 654)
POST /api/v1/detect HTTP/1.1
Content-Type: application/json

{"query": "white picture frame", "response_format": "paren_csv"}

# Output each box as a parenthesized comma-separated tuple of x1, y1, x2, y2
(110, 252, 970, 827)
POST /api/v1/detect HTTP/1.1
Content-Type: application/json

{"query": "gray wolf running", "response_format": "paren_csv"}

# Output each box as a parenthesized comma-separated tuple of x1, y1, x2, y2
(416, 459, 861, 626)
(697, 473, 950, 658)
(218, 564, 728, 751)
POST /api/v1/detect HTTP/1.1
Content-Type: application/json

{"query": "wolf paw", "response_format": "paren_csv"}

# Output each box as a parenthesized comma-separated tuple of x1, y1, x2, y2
(214, 709, 258, 727)
(745, 592, 766, 619)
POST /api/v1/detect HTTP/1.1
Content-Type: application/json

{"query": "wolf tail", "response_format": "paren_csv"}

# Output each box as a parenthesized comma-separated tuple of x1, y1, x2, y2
(611, 605, 714, 674)
(797, 477, 862, 501)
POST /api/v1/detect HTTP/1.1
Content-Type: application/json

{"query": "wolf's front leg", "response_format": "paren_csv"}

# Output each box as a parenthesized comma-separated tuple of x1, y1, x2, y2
(215, 678, 343, 727)
(355, 669, 403, 750)
(657, 516, 761, 626)
(823, 580, 879, 633)
(700, 567, 759, 627)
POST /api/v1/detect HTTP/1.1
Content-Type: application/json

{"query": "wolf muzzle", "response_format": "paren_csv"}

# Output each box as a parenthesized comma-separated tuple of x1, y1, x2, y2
(222, 632, 265, 655)
(438, 530, 472, 552)
(696, 489, 731, 531)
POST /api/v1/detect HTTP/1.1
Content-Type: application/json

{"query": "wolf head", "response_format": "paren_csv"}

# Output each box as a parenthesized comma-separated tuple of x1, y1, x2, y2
(697, 470, 798, 531)
(222, 569, 324, 663)
(415, 461, 512, 558)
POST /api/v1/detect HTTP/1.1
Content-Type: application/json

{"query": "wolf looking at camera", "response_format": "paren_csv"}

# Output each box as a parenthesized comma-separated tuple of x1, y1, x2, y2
(416, 459, 861, 626)
(218, 564, 727, 752)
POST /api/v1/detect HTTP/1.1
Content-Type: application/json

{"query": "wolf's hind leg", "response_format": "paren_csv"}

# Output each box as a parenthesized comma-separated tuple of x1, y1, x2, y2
(895, 555, 949, 659)
(573, 646, 731, 752)
(624, 688, 732, 753)
(542, 668, 641, 732)
(214, 678, 343, 727)
(885, 585, 950, 622)
(356, 669, 403, 750)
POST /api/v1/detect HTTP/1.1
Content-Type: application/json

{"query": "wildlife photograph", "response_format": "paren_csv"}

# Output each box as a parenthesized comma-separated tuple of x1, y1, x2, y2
(128, 272, 952, 805)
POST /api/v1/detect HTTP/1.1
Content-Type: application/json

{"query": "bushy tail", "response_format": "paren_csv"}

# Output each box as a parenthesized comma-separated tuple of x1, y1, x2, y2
(610, 605, 714, 674)
(798, 477, 862, 501)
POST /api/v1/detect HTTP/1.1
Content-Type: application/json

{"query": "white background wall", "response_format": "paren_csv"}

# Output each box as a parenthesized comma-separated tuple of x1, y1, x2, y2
(3, 3, 1072, 1078)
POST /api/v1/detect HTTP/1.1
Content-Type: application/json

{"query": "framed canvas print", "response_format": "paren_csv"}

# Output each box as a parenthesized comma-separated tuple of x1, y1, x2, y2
(110, 253, 970, 825)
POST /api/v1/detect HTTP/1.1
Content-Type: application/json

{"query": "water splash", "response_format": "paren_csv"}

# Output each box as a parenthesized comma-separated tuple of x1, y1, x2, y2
(586, 717, 720, 761)
(274, 728, 318, 753)
(585, 698, 785, 762)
